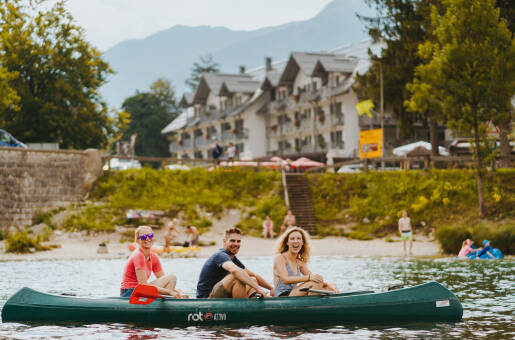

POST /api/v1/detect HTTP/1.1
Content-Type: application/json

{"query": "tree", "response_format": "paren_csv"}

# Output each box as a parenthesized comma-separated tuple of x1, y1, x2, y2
(121, 79, 180, 158)
(0, 0, 113, 149)
(185, 54, 220, 91)
(356, 0, 443, 155)
(0, 66, 19, 113)
(408, 0, 515, 218)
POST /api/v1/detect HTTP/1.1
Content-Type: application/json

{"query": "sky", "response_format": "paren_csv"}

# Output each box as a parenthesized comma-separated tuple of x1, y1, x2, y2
(51, 0, 335, 51)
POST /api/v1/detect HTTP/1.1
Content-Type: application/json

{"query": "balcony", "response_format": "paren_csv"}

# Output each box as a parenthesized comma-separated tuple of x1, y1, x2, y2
(194, 136, 210, 148)
(222, 130, 235, 141)
(235, 128, 249, 140)
(332, 113, 344, 126)
(270, 97, 295, 111)
(299, 89, 322, 103)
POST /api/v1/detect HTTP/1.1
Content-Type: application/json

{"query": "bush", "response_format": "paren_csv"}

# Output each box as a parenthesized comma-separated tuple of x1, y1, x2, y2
(5, 231, 50, 253)
(435, 225, 471, 254)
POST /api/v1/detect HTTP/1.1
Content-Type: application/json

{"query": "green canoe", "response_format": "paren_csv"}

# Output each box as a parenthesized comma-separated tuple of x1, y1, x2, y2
(1, 281, 462, 327)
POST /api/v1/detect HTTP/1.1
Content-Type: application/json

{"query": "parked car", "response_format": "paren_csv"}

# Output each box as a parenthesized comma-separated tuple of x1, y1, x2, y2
(0, 129, 27, 148)
(337, 164, 363, 173)
(103, 158, 142, 170)
(165, 164, 190, 171)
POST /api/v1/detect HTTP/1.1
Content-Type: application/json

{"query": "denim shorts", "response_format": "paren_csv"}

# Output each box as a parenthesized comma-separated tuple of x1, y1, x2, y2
(120, 288, 135, 297)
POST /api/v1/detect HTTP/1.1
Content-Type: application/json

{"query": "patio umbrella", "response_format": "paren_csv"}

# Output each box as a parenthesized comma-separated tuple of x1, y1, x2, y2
(290, 157, 326, 169)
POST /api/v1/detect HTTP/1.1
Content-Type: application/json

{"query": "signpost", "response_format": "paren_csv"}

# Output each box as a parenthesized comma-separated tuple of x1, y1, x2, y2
(359, 128, 383, 159)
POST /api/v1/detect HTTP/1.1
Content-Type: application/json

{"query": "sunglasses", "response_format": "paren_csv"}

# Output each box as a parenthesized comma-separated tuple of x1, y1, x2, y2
(138, 233, 154, 241)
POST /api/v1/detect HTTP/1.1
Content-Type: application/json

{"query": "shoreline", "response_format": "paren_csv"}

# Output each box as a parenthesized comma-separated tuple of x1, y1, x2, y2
(0, 232, 442, 261)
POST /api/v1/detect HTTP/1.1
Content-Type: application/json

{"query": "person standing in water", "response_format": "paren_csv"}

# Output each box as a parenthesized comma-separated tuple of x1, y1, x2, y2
(398, 210, 413, 256)
(281, 209, 297, 234)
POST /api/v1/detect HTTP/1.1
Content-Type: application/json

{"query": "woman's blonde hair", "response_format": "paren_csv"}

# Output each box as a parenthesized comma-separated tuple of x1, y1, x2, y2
(134, 225, 153, 242)
(275, 227, 311, 262)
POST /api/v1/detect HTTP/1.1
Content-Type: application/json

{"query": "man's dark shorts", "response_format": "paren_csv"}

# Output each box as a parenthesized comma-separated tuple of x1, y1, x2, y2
(208, 280, 232, 298)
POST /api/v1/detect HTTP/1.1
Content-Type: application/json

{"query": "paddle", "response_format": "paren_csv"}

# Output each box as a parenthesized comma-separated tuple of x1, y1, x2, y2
(300, 287, 336, 295)
(300, 287, 375, 296)
(129, 284, 172, 305)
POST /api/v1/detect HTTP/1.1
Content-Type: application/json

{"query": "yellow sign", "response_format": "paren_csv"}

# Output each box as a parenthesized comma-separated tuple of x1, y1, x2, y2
(359, 129, 383, 159)
(355, 100, 374, 118)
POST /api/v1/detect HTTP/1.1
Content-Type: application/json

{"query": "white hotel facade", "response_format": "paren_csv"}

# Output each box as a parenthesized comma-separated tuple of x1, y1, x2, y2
(162, 40, 404, 161)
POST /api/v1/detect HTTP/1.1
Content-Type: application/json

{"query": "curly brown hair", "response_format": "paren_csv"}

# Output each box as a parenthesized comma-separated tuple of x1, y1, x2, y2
(275, 227, 311, 262)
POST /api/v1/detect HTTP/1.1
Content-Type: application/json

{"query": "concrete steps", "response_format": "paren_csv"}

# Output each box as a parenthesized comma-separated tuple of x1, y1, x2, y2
(285, 173, 316, 234)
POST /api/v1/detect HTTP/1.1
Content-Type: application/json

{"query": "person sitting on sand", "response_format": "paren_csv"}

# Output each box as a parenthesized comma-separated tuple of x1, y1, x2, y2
(120, 225, 188, 298)
(196, 227, 273, 298)
(458, 239, 481, 258)
(281, 209, 296, 234)
(184, 225, 199, 246)
(262, 216, 275, 239)
(398, 210, 413, 256)
(273, 227, 338, 297)
(477, 240, 495, 259)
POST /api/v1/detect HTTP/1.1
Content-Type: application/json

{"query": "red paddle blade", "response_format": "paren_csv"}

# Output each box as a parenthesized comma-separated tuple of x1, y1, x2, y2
(129, 284, 162, 305)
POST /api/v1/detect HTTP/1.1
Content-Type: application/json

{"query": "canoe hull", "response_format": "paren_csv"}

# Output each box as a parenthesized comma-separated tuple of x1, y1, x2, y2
(2, 281, 462, 327)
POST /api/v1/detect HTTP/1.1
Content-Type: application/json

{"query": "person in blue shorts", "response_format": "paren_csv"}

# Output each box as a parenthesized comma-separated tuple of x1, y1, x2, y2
(196, 227, 273, 298)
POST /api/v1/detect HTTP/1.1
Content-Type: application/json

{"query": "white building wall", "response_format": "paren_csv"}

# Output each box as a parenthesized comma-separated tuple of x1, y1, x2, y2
(339, 91, 360, 158)
(292, 71, 312, 94)
(243, 97, 268, 158)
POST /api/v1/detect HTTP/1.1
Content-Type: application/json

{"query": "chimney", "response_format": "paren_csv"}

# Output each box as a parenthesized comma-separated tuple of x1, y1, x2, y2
(239, 65, 246, 74)
(265, 57, 272, 72)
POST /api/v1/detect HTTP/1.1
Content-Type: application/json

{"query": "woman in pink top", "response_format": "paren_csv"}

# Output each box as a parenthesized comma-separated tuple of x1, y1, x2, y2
(120, 225, 188, 298)
(458, 239, 480, 258)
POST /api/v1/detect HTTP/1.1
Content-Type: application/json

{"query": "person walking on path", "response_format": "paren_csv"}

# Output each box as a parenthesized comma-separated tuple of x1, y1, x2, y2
(120, 225, 188, 298)
(398, 210, 413, 256)
(227, 142, 237, 165)
(196, 227, 273, 298)
(262, 215, 275, 239)
(212, 140, 223, 167)
(281, 209, 297, 234)
(273, 227, 337, 296)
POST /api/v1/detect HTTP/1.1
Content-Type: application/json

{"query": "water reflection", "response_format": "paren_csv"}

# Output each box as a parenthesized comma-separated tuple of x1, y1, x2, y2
(0, 256, 513, 339)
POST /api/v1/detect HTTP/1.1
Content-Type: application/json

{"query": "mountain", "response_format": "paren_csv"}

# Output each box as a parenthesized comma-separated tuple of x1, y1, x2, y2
(101, 0, 373, 108)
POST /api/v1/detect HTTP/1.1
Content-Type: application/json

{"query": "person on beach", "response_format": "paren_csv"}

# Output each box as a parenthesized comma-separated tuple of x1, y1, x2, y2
(212, 140, 223, 167)
(120, 225, 188, 298)
(281, 209, 297, 234)
(458, 239, 480, 258)
(163, 218, 177, 248)
(184, 225, 199, 246)
(227, 142, 237, 164)
(273, 227, 338, 296)
(398, 210, 413, 256)
(196, 227, 273, 298)
(262, 215, 275, 239)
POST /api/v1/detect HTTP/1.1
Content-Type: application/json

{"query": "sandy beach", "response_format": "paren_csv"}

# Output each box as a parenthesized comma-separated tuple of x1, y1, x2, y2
(0, 210, 441, 261)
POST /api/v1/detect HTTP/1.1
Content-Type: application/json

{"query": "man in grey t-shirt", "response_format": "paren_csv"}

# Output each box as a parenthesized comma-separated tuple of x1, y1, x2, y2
(196, 227, 273, 298)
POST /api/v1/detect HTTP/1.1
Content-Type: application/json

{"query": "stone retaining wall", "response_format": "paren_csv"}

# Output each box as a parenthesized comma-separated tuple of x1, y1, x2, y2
(0, 147, 102, 228)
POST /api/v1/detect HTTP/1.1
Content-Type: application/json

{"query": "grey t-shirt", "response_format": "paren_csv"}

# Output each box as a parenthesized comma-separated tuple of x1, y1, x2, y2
(196, 249, 245, 298)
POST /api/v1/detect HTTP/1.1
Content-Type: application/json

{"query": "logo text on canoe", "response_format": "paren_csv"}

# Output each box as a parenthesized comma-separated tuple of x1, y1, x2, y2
(187, 311, 226, 321)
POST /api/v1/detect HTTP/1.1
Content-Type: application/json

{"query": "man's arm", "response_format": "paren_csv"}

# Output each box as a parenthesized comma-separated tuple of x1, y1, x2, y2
(245, 268, 273, 291)
(221, 262, 266, 295)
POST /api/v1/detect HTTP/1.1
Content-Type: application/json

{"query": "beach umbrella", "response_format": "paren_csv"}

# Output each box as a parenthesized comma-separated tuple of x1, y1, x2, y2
(290, 157, 326, 169)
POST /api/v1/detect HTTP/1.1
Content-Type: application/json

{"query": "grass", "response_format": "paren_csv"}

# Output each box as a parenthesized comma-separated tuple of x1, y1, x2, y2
(26, 167, 513, 254)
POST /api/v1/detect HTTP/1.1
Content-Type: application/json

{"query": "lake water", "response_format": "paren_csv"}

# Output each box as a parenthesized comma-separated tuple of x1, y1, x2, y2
(0, 256, 513, 339)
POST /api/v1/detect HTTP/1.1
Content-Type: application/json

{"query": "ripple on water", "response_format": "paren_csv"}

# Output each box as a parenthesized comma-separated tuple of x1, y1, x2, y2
(0, 256, 513, 339)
